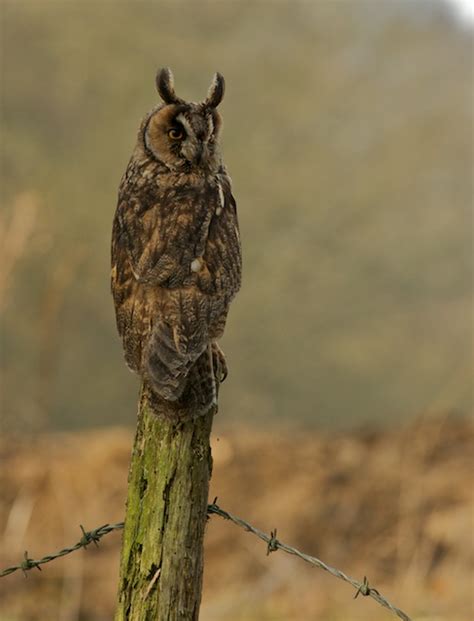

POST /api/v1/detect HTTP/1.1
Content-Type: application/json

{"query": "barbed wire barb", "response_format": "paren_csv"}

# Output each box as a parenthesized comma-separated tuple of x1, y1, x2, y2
(0, 504, 412, 621)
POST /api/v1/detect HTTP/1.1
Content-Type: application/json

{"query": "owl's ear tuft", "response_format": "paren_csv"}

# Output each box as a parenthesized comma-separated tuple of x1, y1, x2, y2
(204, 73, 225, 108)
(156, 68, 183, 104)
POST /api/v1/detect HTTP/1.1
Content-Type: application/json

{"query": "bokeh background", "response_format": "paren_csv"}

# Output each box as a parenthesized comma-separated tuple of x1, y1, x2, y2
(0, 1, 472, 620)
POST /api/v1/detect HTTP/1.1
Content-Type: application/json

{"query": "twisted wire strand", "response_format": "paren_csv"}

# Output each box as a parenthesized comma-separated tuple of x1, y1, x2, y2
(0, 504, 412, 621)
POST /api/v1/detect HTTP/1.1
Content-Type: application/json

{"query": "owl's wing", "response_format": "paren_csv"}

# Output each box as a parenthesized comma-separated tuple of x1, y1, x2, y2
(112, 198, 186, 287)
(111, 179, 207, 397)
(111, 171, 178, 376)
(202, 174, 242, 307)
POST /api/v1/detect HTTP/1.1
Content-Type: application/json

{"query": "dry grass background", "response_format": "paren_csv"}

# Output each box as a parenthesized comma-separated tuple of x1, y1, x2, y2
(0, 413, 472, 621)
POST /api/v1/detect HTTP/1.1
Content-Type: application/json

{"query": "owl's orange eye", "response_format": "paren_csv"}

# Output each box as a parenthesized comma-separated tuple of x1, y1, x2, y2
(168, 127, 184, 140)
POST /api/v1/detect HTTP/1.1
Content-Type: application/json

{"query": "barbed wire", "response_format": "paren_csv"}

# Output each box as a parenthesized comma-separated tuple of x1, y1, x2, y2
(207, 502, 412, 621)
(0, 504, 412, 621)
(0, 523, 124, 577)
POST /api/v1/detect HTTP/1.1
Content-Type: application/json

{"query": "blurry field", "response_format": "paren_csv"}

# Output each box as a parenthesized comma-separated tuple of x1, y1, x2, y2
(1, 0, 472, 433)
(0, 413, 472, 621)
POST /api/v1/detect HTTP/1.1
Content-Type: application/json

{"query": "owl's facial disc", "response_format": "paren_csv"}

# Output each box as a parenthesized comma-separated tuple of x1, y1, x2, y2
(145, 104, 221, 172)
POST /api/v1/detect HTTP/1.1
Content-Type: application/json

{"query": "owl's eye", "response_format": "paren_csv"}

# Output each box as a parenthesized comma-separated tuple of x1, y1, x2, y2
(168, 127, 185, 140)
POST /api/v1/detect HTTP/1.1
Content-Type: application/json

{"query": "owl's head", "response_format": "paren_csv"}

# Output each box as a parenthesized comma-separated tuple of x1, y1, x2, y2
(142, 68, 225, 173)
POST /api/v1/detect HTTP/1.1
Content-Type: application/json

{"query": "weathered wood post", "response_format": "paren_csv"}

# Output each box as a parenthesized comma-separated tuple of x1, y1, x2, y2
(115, 384, 215, 620)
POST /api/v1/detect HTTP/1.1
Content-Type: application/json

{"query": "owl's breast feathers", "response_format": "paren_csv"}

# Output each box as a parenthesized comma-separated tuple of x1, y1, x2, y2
(112, 165, 241, 294)
(111, 162, 241, 396)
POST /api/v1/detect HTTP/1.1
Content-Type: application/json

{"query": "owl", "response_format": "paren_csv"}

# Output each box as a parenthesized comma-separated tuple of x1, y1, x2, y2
(111, 68, 241, 416)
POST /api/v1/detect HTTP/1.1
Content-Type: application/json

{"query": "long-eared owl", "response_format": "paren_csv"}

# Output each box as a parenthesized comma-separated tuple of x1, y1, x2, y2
(111, 68, 242, 415)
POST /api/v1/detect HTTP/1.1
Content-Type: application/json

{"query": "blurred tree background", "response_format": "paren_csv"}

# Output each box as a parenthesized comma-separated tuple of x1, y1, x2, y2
(1, 0, 472, 432)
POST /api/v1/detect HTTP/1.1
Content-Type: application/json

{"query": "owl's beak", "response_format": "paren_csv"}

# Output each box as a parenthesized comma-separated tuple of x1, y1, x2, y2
(194, 144, 205, 165)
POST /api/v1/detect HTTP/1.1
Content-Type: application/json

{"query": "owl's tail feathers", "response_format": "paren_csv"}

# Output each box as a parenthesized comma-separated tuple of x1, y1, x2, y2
(144, 323, 225, 414)
(184, 347, 217, 412)
(145, 321, 196, 401)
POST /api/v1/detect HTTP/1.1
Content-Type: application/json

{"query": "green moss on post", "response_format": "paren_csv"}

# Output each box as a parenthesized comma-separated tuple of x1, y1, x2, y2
(115, 383, 214, 620)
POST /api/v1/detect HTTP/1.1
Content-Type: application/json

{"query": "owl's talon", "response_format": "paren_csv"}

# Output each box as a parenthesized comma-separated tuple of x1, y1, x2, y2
(218, 363, 228, 383)
(212, 343, 228, 383)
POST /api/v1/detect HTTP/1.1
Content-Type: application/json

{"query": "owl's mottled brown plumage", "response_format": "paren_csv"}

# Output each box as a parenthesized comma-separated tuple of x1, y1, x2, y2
(111, 68, 241, 414)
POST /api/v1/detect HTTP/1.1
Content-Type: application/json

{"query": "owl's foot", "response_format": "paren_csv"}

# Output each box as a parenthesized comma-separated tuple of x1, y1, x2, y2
(212, 343, 228, 384)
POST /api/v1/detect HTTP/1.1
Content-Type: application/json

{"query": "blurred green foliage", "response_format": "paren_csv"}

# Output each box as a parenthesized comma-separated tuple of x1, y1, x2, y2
(1, 1, 472, 431)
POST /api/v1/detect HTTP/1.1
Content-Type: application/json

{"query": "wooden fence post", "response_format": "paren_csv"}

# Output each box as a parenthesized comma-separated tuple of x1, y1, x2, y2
(115, 382, 215, 620)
